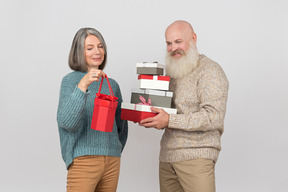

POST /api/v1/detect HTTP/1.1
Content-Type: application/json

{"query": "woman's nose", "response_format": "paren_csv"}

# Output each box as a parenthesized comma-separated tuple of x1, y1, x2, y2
(94, 47, 100, 54)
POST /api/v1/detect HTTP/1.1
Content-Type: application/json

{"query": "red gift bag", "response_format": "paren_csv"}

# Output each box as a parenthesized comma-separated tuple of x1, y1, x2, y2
(91, 74, 118, 132)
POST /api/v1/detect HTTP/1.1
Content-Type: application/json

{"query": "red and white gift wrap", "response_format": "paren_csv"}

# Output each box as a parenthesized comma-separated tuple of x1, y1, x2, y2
(138, 75, 170, 90)
(120, 102, 177, 122)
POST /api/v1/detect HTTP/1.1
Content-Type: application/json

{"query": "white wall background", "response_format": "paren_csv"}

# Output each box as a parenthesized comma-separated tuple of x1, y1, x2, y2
(0, 0, 287, 191)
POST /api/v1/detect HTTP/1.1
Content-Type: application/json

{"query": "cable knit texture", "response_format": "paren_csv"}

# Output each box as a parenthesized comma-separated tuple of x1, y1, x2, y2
(57, 71, 128, 169)
(160, 55, 229, 163)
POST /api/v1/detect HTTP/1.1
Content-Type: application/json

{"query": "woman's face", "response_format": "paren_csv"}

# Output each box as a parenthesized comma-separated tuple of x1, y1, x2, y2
(84, 35, 105, 70)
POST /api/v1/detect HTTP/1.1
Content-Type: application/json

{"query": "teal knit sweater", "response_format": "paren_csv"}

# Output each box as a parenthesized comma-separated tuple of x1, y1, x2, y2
(57, 71, 128, 169)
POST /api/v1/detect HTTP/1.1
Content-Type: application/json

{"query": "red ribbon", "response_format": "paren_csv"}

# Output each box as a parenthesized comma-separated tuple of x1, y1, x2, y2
(96, 93, 118, 101)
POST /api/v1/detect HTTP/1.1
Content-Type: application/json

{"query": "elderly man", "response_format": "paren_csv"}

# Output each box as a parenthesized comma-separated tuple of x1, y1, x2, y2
(140, 20, 229, 192)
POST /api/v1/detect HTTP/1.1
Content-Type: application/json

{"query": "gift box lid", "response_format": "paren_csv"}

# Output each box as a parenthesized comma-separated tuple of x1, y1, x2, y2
(131, 88, 173, 97)
(136, 62, 164, 69)
(138, 75, 170, 81)
(121, 103, 177, 114)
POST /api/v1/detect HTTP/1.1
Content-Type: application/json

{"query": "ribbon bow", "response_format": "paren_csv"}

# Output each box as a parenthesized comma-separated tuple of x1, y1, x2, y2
(96, 93, 118, 101)
(137, 95, 151, 106)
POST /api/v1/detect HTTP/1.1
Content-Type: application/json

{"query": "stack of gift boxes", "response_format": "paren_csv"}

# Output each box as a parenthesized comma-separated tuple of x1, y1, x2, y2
(121, 62, 177, 122)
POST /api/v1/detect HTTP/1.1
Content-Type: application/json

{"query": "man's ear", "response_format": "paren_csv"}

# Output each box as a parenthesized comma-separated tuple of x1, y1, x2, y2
(192, 33, 197, 44)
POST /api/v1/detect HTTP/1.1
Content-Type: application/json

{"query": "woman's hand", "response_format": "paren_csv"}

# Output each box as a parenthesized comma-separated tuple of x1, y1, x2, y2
(77, 69, 106, 92)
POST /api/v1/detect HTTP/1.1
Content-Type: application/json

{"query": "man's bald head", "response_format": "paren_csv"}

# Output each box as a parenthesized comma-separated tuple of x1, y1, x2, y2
(165, 20, 195, 41)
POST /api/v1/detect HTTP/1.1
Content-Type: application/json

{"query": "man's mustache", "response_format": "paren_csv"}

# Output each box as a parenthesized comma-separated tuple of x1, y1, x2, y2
(170, 49, 185, 56)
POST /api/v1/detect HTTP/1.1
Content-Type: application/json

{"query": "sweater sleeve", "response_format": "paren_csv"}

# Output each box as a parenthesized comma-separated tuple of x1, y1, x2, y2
(168, 65, 229, 133)
(57, 75, 89, 132)
(113, 81, 128, 152)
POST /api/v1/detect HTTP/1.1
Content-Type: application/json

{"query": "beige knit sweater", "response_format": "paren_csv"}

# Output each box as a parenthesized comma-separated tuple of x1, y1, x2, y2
(160, 54, 229, 163)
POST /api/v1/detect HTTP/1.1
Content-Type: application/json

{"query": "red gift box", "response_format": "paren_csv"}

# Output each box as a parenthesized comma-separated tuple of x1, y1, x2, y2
(138, 74, 170, 81)
(121, 103, 156, 122)
(91, 75, 118, 132)
(120, 103, 177, 123)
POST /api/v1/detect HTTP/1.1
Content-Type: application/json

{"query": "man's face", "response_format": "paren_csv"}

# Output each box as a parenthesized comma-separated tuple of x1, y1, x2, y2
(165, 27, 196, 58)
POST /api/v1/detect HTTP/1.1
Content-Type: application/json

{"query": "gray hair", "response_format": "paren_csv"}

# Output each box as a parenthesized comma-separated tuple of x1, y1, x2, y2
(68, 28, 107, 71)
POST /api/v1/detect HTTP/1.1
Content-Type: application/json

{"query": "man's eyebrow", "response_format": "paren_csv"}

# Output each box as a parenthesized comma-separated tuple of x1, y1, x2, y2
(166, 39, 182, 43)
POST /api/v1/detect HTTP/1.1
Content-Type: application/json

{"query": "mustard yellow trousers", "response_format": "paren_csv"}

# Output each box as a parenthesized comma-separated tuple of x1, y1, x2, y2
(159, 159, 215, 192)
(66, 155, 120, 192)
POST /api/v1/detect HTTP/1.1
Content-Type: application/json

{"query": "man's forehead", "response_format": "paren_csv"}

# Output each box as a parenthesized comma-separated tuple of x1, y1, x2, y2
(166, 30, 186, 41)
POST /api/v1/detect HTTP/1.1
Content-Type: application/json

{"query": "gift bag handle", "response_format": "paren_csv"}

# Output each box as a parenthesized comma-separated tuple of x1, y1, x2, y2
(98, 74, 115, 97)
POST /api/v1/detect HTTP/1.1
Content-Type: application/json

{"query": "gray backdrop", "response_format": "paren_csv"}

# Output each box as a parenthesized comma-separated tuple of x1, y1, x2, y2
(0, 0, 287, 191)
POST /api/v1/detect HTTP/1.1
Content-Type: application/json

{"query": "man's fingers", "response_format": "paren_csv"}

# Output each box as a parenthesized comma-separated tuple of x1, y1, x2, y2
(139, 117, 153, 124)
(150, 107, 162, 113)
(139, 117, 156, 128)
(141, 122, 156, 128)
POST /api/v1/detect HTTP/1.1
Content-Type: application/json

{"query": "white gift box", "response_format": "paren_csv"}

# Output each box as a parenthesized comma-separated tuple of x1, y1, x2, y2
(138, 75, 170, 90)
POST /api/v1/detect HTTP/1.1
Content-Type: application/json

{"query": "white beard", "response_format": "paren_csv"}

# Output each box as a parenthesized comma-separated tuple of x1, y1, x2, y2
(165, 43, 200, 79)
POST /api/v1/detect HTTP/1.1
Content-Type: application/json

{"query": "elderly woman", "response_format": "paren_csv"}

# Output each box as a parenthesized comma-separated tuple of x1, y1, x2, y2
(57, 28, 128, 192)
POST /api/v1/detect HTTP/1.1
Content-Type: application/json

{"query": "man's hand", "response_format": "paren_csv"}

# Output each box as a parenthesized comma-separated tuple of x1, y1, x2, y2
(139, 107, 169, 130)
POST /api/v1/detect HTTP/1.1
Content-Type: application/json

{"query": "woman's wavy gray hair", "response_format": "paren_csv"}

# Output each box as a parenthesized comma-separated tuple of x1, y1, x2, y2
(69, 28, 107, 71)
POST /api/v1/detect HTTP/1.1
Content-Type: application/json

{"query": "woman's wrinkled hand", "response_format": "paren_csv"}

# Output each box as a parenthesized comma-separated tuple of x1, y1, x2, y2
(77, 69, 106, 92)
